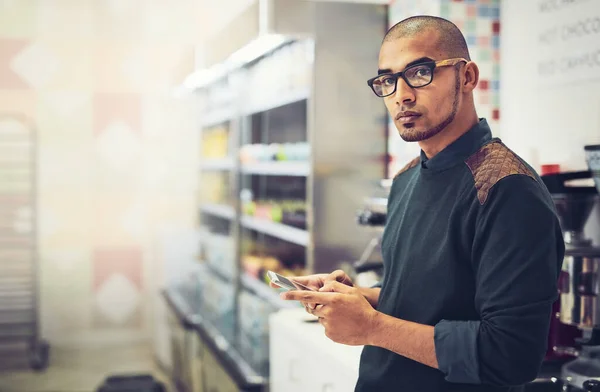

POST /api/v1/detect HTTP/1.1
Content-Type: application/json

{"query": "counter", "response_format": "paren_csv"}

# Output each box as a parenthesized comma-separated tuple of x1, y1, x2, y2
(165, 289, 564, 392)
(163, 289, 266, 392)
(269, 308, 363, 392)
(269, 308, 564, 392)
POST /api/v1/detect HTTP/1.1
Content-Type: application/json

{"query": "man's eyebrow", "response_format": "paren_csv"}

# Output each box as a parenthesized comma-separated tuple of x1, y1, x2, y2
(377, 57, 435, 75)
(406, 56, 434, 68)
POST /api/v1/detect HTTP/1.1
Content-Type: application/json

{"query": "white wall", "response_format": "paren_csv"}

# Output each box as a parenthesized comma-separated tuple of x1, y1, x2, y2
(501, 0, 600, 171)
(502, 0, 600, 243)
(0, 0, 201, 351)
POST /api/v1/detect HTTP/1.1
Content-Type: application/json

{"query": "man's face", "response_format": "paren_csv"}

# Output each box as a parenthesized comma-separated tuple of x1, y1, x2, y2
(378, 30, 462, 142)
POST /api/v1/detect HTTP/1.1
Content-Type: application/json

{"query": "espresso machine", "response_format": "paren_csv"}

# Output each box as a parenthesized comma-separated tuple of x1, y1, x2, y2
(541, 168, 600, 392)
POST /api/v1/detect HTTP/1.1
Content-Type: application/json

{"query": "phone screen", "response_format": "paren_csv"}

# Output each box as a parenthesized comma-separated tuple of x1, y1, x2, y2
(269, 271, 314, 291)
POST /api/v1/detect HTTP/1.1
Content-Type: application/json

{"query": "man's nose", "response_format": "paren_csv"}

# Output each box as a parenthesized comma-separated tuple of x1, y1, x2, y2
(394, 77, 416, 105)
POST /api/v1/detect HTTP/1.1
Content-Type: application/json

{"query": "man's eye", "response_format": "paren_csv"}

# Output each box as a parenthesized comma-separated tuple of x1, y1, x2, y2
(415, 67, 431, 77)
(381, 77, 396, 86)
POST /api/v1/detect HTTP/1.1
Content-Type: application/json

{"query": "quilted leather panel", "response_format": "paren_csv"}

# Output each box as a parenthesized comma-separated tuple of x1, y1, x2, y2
(465, 141, 536, 205)
(394, 156, 421, 179)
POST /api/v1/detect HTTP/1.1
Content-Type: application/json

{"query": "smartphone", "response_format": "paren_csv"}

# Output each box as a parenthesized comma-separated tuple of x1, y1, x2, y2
(267, 271, 315, 291)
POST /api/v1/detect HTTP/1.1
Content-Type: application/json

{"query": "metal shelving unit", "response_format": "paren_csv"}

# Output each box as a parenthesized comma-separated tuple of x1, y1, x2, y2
(240, 162, 310, 177)
(0, 113, 49, 371)
(181, 2, 388, 390)
(242, 88, 310, 116)
(240, 215, 309, 247)
(200, 204, 236, 220)
(199, 158, 234, 171)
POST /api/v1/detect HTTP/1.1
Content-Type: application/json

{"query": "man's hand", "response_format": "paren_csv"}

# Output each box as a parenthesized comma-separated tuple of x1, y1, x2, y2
(269, 270, 354, 311)
(281, 281, 379, 346)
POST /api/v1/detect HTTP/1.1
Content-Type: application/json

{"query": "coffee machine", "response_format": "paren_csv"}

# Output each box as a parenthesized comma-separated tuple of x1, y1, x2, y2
(541, 170, 600, 391)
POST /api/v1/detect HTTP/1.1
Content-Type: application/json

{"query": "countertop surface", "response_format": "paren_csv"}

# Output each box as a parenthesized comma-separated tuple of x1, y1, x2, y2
(270, 308, 365, 372)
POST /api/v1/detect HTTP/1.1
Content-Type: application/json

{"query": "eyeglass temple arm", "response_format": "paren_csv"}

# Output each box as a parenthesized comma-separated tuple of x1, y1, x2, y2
(436, 58, 468, 67)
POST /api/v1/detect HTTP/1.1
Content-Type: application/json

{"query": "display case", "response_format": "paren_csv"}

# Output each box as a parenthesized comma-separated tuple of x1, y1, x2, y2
(191, 0, 388, 389)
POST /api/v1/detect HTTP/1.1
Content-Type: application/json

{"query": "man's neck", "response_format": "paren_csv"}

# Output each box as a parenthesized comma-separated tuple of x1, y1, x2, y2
(418, 113, 479, 159)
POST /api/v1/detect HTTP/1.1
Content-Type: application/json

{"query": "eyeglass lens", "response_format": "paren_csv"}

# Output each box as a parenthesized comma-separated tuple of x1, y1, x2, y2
(372, 64, 433, 96)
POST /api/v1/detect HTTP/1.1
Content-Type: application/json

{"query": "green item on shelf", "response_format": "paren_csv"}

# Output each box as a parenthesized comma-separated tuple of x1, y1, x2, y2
(244, 201, 256, 216)
(271, 205, 283, 222)
(275, 144, 287, 161)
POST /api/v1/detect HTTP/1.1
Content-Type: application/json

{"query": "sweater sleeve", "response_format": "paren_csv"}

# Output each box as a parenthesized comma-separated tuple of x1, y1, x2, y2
(434, 174, 564, 386)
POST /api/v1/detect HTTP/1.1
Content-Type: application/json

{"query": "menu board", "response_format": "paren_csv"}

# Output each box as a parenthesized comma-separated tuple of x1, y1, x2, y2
(535, 0, 600, 86)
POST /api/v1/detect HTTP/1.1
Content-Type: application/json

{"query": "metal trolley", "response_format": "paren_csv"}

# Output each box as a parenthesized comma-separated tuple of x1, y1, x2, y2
(0, 113, 49, 371)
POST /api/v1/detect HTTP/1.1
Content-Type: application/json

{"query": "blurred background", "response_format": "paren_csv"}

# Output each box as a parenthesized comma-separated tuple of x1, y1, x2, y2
(0, 0, 599, 391)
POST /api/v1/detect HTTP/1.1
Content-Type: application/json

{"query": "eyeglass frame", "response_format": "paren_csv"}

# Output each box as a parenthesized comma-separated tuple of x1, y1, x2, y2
(367, 58, 468, 97)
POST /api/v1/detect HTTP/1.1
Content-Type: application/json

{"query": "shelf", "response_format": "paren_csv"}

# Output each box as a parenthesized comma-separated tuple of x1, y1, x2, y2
(241, 161, 309, 176)
(240, 215, 309, 246)
(241, 273, 296, 310)
(243, 88, 309, 116)
(201, 107, 233, 128)
(200, 204, 235, 220)
(199, 158, 234, 171)
(201, 260, 233, 283)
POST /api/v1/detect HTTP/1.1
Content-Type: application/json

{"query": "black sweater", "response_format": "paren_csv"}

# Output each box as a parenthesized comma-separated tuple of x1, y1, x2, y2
(356, 119, 564, 392)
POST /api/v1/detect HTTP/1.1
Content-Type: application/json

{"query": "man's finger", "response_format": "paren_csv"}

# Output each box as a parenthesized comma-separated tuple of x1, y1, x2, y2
(325, 270, 352, 285)
(312, 304, 326, 318)
(321, 280, 355, 294)
(280, 290, 335, 304)
(290, 276, 311, 285)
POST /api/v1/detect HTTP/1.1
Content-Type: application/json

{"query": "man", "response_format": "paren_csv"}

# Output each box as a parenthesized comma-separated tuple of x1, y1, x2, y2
(277, 15, 565, 392)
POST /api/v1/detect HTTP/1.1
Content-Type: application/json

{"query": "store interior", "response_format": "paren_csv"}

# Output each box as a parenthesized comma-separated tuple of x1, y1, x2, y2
(0, 0, 600, 391)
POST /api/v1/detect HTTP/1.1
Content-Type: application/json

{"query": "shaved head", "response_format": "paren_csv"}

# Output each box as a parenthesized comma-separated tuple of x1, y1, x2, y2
(384, 15, 471, 61)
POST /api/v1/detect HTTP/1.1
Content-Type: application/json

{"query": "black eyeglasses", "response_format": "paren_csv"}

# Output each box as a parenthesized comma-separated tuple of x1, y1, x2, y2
(367, 58, 468, 97)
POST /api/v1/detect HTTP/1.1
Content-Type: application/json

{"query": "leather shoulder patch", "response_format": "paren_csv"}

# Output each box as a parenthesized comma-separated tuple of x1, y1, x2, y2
(393, 156, 420, 179)
(465, 141, 536, 205)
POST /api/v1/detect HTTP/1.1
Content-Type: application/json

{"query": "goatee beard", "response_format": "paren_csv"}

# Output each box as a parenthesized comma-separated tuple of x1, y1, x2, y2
(399, 72, 461, 142)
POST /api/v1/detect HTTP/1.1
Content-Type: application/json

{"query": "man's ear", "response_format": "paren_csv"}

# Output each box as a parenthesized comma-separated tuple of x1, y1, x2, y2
(462, 61, 479, 93)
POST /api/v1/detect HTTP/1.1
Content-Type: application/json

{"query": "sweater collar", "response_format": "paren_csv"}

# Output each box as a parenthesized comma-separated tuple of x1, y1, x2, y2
(420, 118, 493, 172)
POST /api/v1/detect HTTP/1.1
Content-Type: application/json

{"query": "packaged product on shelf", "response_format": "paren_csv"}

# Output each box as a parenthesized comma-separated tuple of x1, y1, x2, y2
(242, 198, 307, 228)
(253, 202, 272, 221)
(242, 201, 256, 216)
(242, 255, 263, 277)
(201, 125, 229, 158)
(281, 209, 306, 229)
(240, 142, 310, 163)
(275, 143, 288, 161)
(267, 143, 280, 161)
(241, 254, 284, 278)
(241, 189, 255, 216)
(270, 204, 283, 223)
